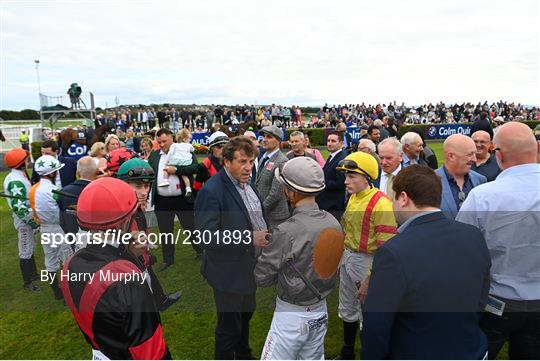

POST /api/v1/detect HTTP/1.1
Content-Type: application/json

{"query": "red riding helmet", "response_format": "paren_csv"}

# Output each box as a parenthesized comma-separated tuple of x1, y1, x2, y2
(5, 148, 29, 169)
(106, 147, 137, 175)
(77, 177, 138, 230)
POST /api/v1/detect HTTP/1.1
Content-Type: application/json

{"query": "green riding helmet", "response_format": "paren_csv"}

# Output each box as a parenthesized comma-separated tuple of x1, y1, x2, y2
(116, 158, 155, 183)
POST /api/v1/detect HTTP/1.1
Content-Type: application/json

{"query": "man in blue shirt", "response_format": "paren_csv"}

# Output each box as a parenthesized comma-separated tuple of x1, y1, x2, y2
(457, 122, 540, 360)
(435, 134, 486, 219)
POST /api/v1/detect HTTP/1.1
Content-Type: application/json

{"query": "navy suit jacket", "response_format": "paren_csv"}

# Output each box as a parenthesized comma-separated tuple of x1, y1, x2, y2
(316, 149, 348, 212)
(57, 179, 90, 234)
(362, 211, 491, 360)
(435, 167, 487, 219)
(31, 155, 77, 187)
(194, 170, 266, 294)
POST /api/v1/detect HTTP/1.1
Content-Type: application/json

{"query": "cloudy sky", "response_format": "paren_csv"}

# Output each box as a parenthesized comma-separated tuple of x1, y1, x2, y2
(1, 0, 538, 110)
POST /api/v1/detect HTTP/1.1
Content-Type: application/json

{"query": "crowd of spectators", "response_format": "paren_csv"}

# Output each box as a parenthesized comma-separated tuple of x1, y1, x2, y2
(90, 101, 539, 138)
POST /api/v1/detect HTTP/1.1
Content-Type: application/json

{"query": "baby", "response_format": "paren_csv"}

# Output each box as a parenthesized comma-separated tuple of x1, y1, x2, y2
(158, 128, 194, 198)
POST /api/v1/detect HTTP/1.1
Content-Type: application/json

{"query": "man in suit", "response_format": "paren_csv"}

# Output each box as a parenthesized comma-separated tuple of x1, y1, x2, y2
(316, 130, 348, 220)
(377, 137, 403, 199)
(147, 128, 199, 270)
(400, 132, 428, 168)
(435, 134, 487, 219)
(56, 156, 97, 249)
(31, 140, 77, 187)
(195, 136, 269, 360)
(361, 165, 491, 360)
(255, 125, 290, 229)
(337, 122, 354, 152)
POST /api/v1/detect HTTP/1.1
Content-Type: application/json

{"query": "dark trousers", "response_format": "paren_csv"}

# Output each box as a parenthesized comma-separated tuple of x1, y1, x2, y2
(480, 297, 540, 359)
(213, 288, 256, 360)
(154, 194, 198, 264)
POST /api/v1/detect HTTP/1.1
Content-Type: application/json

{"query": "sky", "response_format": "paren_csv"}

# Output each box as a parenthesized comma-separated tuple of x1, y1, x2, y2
(1, 0, 538, 110)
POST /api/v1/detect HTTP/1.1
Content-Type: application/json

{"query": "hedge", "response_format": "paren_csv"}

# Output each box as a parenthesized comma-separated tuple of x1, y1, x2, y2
(31, 141, 42, 161)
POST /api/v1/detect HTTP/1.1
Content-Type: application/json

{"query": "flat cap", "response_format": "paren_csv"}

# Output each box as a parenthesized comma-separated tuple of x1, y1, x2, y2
(275, 156, 325, 195)
(259, 125, 283, 140)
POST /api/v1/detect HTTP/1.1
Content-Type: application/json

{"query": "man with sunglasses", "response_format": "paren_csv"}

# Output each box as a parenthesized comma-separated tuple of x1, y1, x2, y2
(334, 152, 397, 359)
(435, 134, 486, 219)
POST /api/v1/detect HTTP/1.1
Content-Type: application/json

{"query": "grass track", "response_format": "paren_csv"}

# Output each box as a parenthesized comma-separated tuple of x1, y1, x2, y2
(0, 143, 508, 359)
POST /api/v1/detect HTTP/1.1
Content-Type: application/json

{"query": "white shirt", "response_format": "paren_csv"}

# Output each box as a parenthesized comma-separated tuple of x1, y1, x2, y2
(379, 164, 401, 196)
(34, 178, 60, 225)
(261, 148, 279, 162)
(327, 149, 342, 164)
(456, 163, 540, 301)
(156, 150, 182, 197)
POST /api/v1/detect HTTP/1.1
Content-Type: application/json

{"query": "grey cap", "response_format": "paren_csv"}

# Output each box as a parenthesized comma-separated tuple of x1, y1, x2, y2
(275, 157, 325, 195)
(259, 125, 283, 140)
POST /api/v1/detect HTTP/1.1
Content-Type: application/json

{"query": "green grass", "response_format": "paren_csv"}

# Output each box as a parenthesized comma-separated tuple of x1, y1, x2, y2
(0, 143, 508, 359)
(0, 168, 346, 359)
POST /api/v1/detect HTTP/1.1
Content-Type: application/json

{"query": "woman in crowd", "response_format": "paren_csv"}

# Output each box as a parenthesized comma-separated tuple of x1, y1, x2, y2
(305, 132, 325, 167)
(139, 137, 154, 161)
(90, 141, 108, 175)
(104, 134, 121, 154)
(124, 129, 135, 151)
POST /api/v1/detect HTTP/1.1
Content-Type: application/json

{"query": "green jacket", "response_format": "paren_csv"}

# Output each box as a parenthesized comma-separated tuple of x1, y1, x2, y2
(147, 149, 199, 205)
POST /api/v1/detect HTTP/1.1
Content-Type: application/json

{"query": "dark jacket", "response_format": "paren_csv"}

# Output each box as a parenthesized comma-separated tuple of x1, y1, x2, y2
(471, 118, 494, 140)
(31, 155, 77, 187)
(194, 170, 265, 294)
(147, 149, 198, 205)
(57, 179, 91, 234)
(361, 211, 491, 360)
(316, 149, 348, 212)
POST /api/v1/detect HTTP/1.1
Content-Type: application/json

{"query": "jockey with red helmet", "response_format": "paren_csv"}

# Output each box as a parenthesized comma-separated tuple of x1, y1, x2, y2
(61, 177, 171, 359)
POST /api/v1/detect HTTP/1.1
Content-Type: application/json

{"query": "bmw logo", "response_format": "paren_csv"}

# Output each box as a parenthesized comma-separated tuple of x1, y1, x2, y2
(428, 126, 437, 137)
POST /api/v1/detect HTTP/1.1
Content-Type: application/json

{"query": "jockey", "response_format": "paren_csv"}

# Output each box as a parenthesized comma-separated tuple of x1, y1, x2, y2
(30, 155, 74, 300)
(255, 157, 345, 359)
(3, 148, 40, 292)
(117, 158, 182, 311)
(61, 177, 172, 359)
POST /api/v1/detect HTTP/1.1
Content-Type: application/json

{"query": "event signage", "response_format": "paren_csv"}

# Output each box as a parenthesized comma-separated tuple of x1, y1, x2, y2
(65, 143, 88, 159)
(425, 124, 472, 139)
(191, 131, 264, 145)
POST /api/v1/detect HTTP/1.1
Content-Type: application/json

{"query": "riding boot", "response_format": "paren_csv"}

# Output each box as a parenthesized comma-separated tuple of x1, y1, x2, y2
(335, 321, 358, 359)
(19, 259, 40, 292)
(29, 255, 40, 281)
(49, 272, 64, 300)
(148, 267, 182, 312)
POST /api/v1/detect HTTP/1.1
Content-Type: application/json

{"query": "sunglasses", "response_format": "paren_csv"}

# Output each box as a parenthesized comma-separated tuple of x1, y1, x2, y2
(458, 190, 466, 206)
(127, 167, 155, 182)
(337, 159, 372, 179)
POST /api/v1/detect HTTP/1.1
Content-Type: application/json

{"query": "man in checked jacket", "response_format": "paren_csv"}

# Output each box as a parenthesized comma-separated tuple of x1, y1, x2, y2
(255, 125, 290, 229)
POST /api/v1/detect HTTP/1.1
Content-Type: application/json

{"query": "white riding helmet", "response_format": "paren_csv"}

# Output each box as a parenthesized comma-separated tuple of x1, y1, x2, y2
(35, 155, 65, 176)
